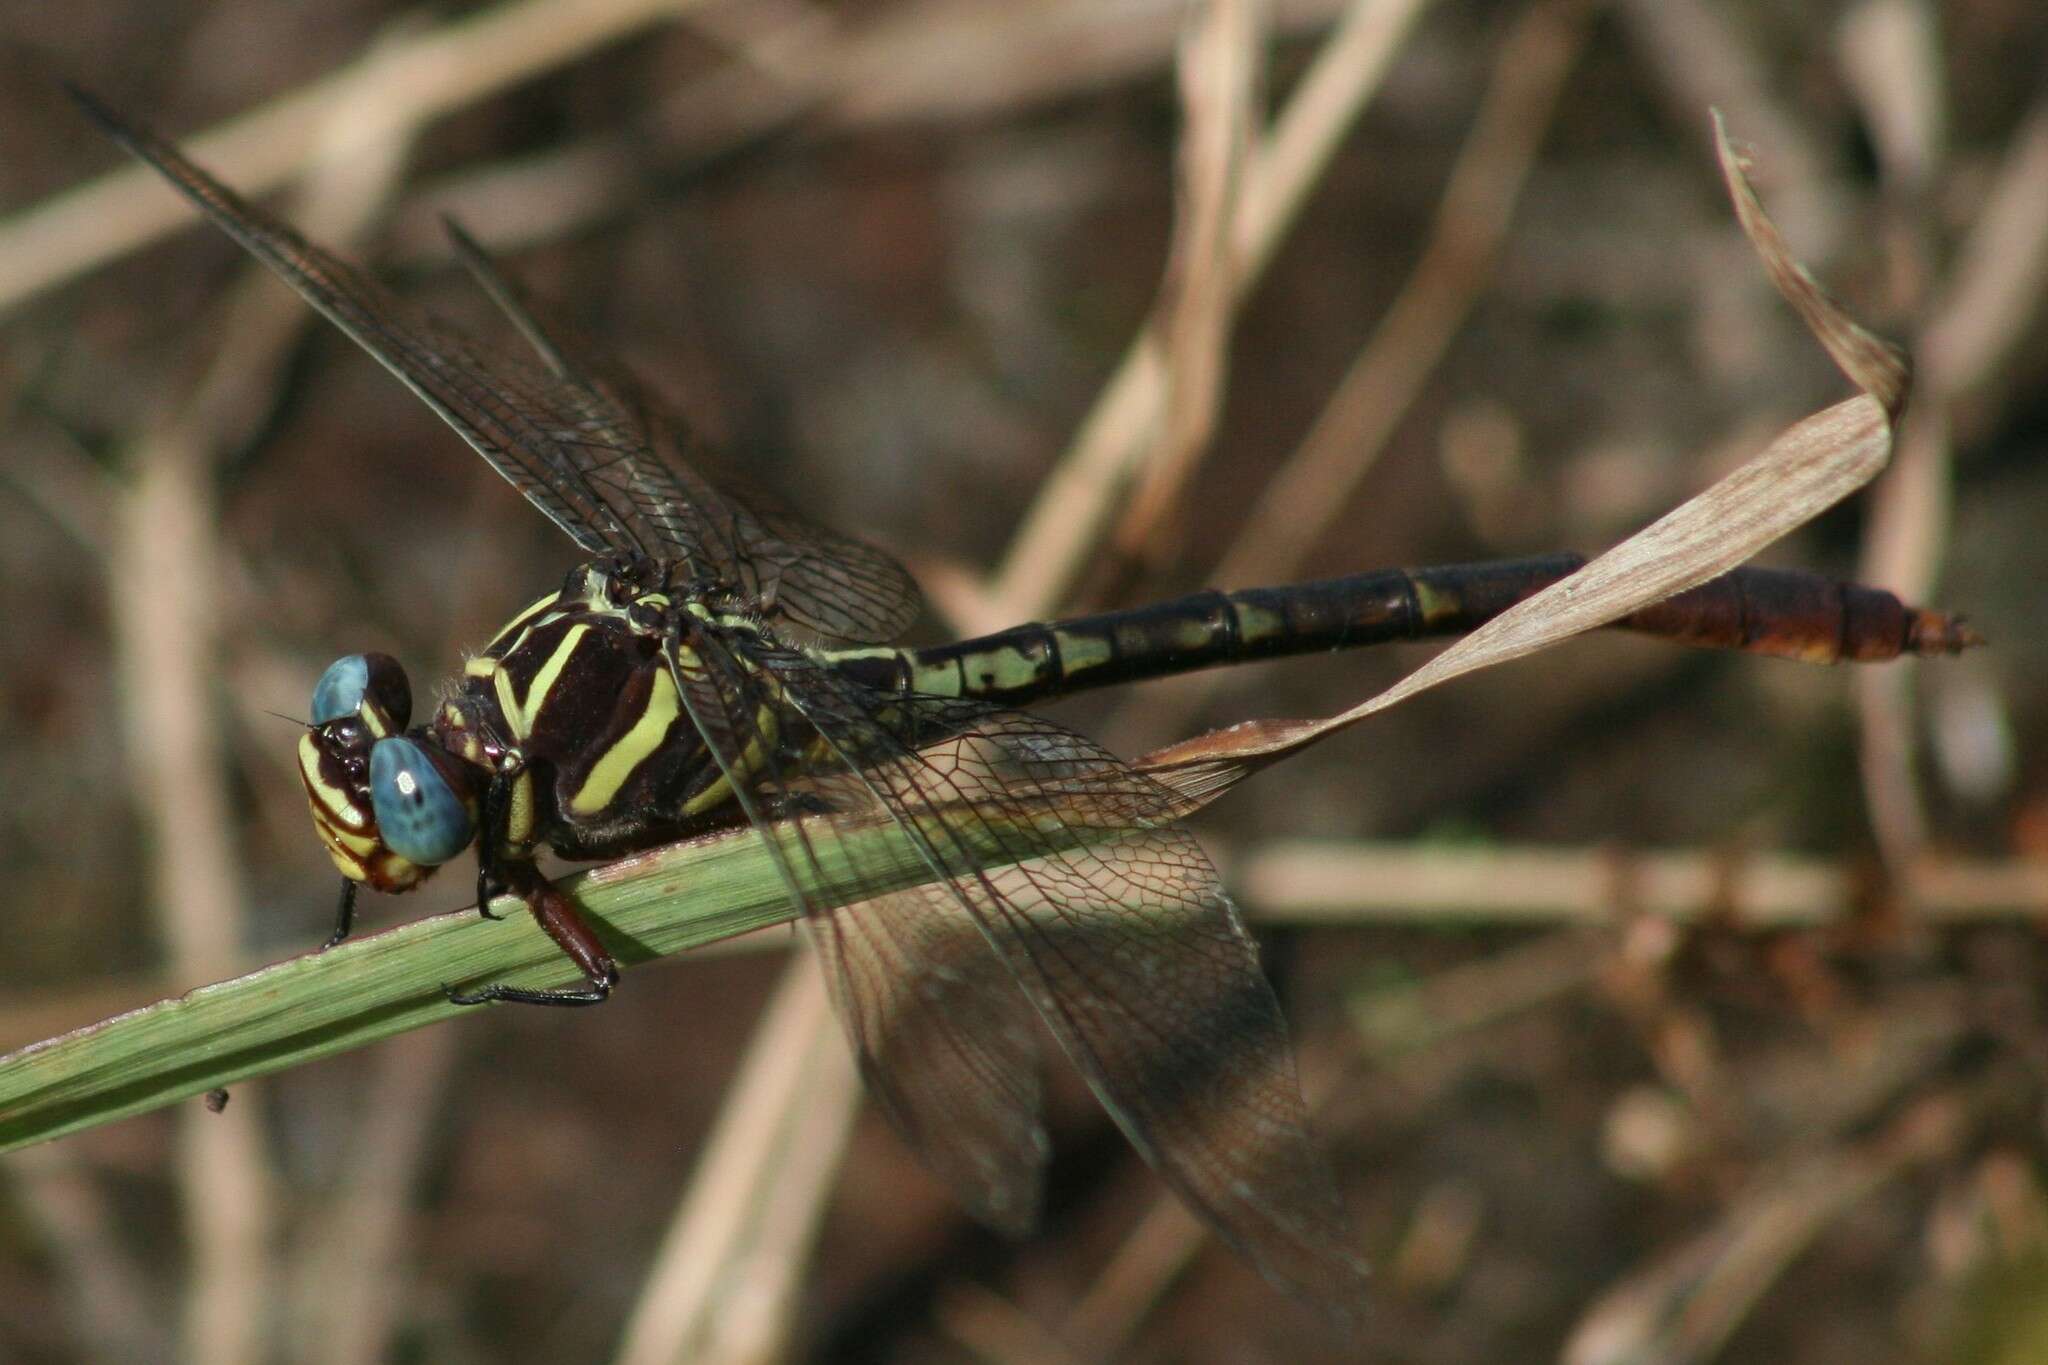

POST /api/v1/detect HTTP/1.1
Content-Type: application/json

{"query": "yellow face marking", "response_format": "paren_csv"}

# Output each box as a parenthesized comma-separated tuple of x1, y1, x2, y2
(298, 735, 368, 831)
(308, 797, 376, 875)
(570, 668, 682, 816)
(367, 850, 428, 892)
(315, 839, 369, 880)
(319, 822, 380, 859)
(517, 623, 589, 736)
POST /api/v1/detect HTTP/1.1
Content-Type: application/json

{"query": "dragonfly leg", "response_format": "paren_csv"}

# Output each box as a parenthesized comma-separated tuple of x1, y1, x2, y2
(444, 861, 620, 1008)
(321, 879, 358, 950)
(473, 766, 520, 921)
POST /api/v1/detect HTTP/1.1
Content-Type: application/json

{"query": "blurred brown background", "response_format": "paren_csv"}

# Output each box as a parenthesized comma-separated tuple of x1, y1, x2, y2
(3, 0, 2046, 1361)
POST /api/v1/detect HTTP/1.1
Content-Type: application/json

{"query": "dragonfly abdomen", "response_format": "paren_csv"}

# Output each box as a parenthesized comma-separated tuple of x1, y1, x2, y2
(846, 553, 1975, 708)
(836, 567, 1443, 706)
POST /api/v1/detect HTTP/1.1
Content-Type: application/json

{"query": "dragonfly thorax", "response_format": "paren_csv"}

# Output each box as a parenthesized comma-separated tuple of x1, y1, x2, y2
(422, 557, 760, 865)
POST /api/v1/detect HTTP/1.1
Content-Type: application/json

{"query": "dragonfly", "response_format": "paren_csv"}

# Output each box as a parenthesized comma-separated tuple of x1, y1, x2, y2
(74, 89, 1975, 1316)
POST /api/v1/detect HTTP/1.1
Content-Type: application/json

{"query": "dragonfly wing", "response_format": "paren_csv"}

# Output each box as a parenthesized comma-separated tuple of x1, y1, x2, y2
(666, 629, 1050, 1230)
(735, 638, 1369, 1315)
(73, 88, 647, 558)
(443, 219, 924, 645)
(805, 882, 1049, 1234)
(83, 91, 923, 643)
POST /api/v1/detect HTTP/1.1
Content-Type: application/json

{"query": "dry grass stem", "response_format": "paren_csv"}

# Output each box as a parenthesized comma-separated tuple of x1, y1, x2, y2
(0, 424, 115, 557)
(396, 0, 1372, 267)
(1838, 0, 1945, 197)
(1563, 1088, 1971, 1365)
(5, 1144, 164, 1360)
(1855, 84, 2048, 864)
(611, 960, 860, 1365)
(1137, 116, 1908, 783)
(290, 1029, 459, 1365)
(987, 0, 1435, 622)
(935, 1283, 1091, 1365)
(1234, 840, 2048, 926)
(1348, 929, 1606, 1050)
(1919, 93, 2048, 395)
(1838, 5, 1948, 864)
(1106, 0, 1589, 744)
(1855, 406, 1948, 860)
(1109, 0, 1260, 568)
(1213, 0, 1591, 589)
(826, 0, 1336, 129)
(1061, 1198, 1209, 1351)
(1616, 0, 1843, 254)
(0, 0, 700, 317)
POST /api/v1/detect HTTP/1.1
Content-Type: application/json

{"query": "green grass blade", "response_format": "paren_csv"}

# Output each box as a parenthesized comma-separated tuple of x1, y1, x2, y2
(0, 813, 952, 1152)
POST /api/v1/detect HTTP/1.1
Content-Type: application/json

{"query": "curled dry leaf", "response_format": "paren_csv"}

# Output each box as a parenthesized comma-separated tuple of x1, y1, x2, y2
(1139, 111, 1912, 799)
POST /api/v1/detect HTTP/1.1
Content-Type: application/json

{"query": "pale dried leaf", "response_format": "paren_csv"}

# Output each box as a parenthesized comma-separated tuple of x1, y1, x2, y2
(1139, 115, 1909, 793)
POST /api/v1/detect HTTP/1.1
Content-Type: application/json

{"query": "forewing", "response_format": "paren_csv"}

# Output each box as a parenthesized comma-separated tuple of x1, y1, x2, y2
(737, 639, 1369, 1315)
(444, 220, 924, 644)
(74, 88, 643, 557)
(80, 90, 925, 644)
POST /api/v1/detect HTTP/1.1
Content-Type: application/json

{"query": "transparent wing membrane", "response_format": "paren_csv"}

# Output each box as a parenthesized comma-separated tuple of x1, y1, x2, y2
(804, 881, 1050, 1235)
(442, 222, 925, 643)
(77, 89, 922, 645)
(726, 635, 1370, 1309)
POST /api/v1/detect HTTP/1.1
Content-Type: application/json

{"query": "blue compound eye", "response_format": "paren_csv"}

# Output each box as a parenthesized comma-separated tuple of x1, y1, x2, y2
(311, 656, 370, 725)
(368, 738, 474, 865)
(311, 653, 413, 732)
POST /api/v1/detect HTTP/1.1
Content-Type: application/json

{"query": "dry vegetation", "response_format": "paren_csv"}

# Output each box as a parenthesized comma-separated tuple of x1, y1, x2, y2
(1, 1, 2046, 1361)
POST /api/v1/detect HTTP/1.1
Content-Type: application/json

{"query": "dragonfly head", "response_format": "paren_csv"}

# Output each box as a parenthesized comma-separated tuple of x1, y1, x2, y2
(298, 653, 480, 893)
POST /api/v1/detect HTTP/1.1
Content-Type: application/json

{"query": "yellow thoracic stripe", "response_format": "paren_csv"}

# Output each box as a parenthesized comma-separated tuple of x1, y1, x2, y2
(570, 667, 682, 815)
(472, 591, 569, 683)
(505, 622, 590, 739)
(680, 700, 781, 817)
(486, 590, 563, 654)
(491, 659, 521, 741)
(505, 769, 537, 848)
